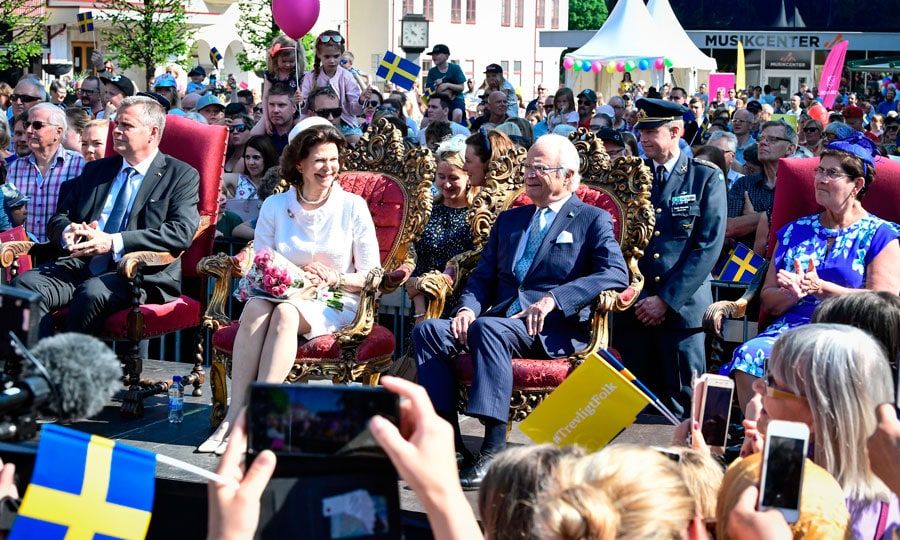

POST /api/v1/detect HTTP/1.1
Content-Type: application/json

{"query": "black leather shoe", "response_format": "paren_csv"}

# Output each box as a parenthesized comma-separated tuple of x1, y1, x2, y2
(456, 448, 476, 470)
(459, 454, 494, 491)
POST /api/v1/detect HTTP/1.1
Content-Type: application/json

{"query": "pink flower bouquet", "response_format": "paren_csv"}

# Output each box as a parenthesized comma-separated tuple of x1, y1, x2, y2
(234, 248, 315, 302)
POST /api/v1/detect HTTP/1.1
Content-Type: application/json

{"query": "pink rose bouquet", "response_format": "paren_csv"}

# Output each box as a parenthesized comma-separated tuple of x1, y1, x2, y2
(234, 248, 311, 301)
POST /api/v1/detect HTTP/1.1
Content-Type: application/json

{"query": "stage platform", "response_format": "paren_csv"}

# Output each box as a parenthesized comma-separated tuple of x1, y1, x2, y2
(0, 359, 677, 539)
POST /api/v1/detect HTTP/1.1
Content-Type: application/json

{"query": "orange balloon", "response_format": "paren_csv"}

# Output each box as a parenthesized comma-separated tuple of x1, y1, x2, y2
(807, 104, 828, 124)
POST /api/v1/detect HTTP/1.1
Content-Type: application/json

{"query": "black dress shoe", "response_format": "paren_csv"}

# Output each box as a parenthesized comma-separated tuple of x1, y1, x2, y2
(456, 448, 476, 470)
(459, 454, 494, 491)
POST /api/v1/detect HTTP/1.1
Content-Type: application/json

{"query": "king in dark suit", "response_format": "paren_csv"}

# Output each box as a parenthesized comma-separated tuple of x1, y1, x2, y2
(613, 98, 727, 419)
(14, 96, 200, 337)
(413, 134, 629, 489)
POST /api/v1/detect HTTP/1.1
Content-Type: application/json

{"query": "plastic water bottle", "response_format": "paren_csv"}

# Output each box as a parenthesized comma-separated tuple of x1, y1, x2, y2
(168, 376, 184, 424)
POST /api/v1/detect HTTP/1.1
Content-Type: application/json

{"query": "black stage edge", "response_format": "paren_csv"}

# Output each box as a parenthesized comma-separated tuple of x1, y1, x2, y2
(0, 359, 677, 539)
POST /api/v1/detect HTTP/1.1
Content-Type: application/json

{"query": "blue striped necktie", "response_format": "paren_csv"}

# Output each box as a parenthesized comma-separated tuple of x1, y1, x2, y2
(89, 167, 137, 275)
(507, 208, 550, 317)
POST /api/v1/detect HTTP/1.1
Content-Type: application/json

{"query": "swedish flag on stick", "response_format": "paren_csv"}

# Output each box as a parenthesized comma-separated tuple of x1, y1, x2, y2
(209, 47, 223, 67)
(718, 242, 765, 283)
(376, 50, 421, 91)
(77, 12, 94, 33)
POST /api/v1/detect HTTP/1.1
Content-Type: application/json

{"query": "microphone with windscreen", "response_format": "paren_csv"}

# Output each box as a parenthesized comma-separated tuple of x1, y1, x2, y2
(0, 332, 121, 440)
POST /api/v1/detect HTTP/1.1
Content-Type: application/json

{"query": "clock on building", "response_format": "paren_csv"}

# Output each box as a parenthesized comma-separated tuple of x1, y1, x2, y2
(400, 14, 429, 53)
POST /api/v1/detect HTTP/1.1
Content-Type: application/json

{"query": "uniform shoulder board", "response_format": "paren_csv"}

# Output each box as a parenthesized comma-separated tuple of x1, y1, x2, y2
(691, 158, 719, 171)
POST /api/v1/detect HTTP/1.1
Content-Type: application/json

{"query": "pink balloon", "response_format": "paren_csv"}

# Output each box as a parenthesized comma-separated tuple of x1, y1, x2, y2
(591, 61, 602, 73)
(563, 57, 574, 70)
(654, 58, 665, 70)
(272, 0, 320, 40)
(615, 62, 625, 73)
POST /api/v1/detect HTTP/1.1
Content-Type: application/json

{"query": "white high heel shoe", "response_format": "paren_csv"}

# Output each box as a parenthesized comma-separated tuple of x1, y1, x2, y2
(197, 422, 230, 453)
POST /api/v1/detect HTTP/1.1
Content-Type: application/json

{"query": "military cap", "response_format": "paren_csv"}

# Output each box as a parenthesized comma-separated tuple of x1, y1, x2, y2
(597, 127, 624, 146)
(634, 97, 688, 129)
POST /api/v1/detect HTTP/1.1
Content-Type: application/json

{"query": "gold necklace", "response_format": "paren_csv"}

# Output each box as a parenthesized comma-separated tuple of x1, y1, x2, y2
(296, 183, 333, 205)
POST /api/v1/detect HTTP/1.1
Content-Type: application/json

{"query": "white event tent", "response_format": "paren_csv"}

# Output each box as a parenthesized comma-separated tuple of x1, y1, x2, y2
(564, 0, 716, 100)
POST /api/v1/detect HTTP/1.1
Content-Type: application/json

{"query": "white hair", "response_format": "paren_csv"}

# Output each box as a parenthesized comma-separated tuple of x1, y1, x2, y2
(771, 324, 895, 503)
(16, 75, 48, 101)
(29, 102, 68, 133)
(533, 133, 581, 189)
(707, 131, 737, 153)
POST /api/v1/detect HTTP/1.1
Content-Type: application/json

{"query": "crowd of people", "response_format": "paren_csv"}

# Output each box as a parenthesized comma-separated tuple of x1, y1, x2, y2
(0, 27, 899, 539)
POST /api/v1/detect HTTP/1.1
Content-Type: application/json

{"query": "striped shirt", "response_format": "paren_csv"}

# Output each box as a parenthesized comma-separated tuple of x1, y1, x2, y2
(7, 146, 85, 242)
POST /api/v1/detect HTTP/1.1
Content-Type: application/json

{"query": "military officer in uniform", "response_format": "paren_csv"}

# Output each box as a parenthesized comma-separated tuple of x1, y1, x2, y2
(612, 98, 727, 418)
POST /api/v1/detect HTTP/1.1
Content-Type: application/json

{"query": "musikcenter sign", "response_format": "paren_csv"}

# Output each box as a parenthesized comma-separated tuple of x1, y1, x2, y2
(764, 50, 812, 70)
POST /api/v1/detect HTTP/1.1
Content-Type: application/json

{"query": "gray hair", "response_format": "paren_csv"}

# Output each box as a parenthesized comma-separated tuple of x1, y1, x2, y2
(118, 95, 167, 139)
(761, 119, 798, 146)
(707, 131, 737, 153)
(608, 95, 624, 108)
(771, 324, 895, 502)
(29, 103, 68, 133)
(533, 133, 582, 189)
(15, 75, 48, 102)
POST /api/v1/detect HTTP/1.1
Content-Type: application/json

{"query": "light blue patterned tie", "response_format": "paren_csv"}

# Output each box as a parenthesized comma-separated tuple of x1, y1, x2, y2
(89, 167, 137, 275)
(507, 208, 550, 317)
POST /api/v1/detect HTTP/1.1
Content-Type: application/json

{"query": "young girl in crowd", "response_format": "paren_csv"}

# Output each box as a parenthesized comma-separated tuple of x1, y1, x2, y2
(300, 30, 369, 140)
(265, 34, 303, 93)
(546, 88, 578, 131)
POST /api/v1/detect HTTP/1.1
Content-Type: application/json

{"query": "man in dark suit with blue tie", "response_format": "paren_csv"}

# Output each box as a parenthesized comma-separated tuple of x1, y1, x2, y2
(14, 96, 200, 337)
(612, 98, 727, 419)
(413, 134, 629, 489)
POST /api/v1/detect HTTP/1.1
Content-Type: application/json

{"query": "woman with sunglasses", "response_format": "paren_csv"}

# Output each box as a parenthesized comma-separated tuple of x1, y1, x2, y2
(750, 324, 897, 538)
(222, 135, 278, 201)
(301, 30, 368, 141)
(800, 118, 824, 156)
(719, 135, 900, 409)
(223, 114, 255, 174)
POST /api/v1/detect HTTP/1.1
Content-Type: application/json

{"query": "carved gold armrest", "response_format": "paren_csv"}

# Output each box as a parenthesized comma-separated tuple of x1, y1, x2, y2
(0, 241, 35, 269)
(416, 270, 454, 319)
(197, 246, 254, 330)
(117, 251, 179, 280)
(334, 267, 385, 356)
(702, 261, 768, 337)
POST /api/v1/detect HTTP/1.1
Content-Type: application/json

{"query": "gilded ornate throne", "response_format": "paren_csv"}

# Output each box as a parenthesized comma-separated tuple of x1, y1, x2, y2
(199, 119, 434, 426)
(418, 129, 655, 424)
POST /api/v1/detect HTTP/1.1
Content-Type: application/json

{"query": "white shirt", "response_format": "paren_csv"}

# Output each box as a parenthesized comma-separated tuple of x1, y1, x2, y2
(104, 149, 158, 259)
(652, 148, 682, 183)
(512, 194, 573, 270)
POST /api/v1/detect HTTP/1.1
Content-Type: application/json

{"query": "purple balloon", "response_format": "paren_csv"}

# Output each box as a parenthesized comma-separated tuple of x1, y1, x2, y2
(272, 0, 320, 40)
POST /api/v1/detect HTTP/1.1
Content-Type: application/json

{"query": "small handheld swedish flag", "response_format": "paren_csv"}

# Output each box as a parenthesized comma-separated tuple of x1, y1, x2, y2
(209, 47, 223, 67)
(10, 424, 155, 540)
(77, 12, 94, 33)
(376, 50, 421, 92)
(718, 242, 766, 283)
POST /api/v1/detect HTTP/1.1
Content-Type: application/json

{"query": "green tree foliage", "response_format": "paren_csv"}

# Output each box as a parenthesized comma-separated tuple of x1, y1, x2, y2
(569, 0, 609, 30)
(236, 0, 314, 75)
(99, 0, 190, 87)
(0, 0, 46, 71)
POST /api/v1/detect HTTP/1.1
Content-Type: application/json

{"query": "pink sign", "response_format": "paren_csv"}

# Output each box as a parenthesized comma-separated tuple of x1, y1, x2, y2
(818, 41, 848, 110)
(709, 73, 736, 101)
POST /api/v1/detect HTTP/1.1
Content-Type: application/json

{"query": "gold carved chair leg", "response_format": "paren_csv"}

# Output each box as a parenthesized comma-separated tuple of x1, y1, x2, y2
(209, 351, 230, 428)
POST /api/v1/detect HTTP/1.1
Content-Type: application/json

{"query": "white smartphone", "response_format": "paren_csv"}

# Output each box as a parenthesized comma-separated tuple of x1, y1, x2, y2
(698, 374, 734, 452)
(758, 420, 810, 523)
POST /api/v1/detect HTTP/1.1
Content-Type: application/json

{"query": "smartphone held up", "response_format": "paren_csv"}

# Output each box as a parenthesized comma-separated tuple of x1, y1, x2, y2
(758, 420, 810, 523)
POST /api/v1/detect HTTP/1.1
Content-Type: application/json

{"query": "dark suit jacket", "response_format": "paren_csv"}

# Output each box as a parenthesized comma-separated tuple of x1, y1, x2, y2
(457, 196, 629, 358)
(640, 152, 727, 328)
(48, 152, 200, 302)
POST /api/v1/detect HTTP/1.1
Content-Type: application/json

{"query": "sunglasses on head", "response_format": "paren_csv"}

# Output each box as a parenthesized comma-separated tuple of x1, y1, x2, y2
(24, 120, 59, 130)
(316, 107, 343, 119)
(12, 94, 41, 103)
(317, 34, 344, 44)
(229, 124, 250, 133)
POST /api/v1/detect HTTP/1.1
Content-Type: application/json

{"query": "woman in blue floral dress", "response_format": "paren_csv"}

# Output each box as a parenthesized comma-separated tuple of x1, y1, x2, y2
(721, 135, 900, 407)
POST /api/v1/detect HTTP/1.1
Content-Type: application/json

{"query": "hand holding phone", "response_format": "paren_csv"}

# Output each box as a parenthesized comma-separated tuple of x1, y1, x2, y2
(698, 374, 735, 453)
(758, 420, 809, 523)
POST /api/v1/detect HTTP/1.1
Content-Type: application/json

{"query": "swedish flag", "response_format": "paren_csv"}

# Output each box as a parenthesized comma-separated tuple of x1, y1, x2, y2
(209, 47, 223, 67)
(718, 242, 766, 283)
(10, 425, 155, 540)
(376, 50, 421, 92)
(77, 12, 94, 33)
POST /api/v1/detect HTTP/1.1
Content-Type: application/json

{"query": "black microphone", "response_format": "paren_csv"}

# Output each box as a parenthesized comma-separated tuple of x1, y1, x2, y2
(0, 333, 120, 432)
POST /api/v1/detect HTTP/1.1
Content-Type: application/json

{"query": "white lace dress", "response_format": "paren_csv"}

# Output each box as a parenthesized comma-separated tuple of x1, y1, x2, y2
(250, 183, 380, 339)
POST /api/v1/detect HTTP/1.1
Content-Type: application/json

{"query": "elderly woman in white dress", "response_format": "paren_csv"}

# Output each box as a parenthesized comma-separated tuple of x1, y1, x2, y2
(198, 124, 381, 454)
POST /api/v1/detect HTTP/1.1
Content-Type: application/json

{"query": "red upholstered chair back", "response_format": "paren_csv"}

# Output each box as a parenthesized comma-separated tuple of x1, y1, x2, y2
(512, 186, 623, 243)
(768, 157, 900, 258)
(338, 172, 405, 265)
(105, 114, 227, 278)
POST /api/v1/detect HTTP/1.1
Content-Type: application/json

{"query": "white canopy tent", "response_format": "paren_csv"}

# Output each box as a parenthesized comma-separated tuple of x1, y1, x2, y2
(646, 0, 717, 93)
(563, 0, 717, 101)
(564, 0, 667, 100)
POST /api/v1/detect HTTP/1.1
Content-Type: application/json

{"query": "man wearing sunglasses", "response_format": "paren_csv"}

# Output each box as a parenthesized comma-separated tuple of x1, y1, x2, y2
(307, 85, 358, 145)
(77, 76, 104, 117)
(6, 103, 85, 242)
(11, 77, 47, 118)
